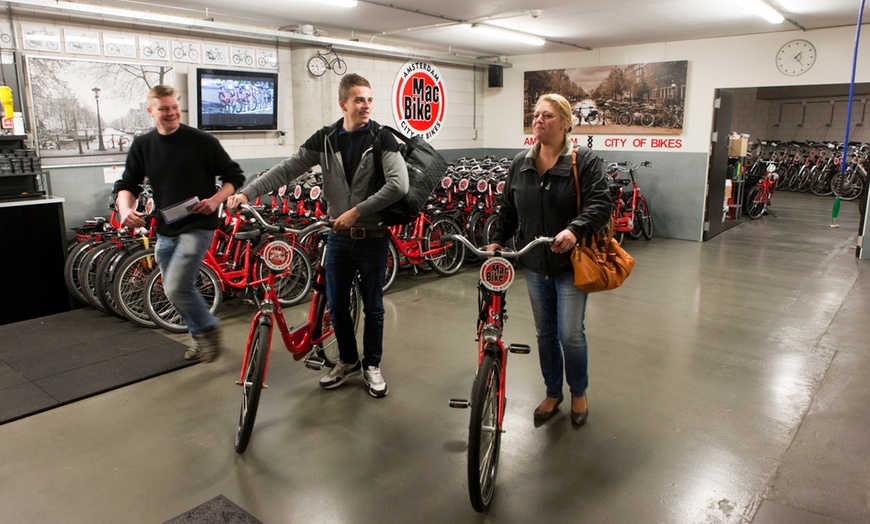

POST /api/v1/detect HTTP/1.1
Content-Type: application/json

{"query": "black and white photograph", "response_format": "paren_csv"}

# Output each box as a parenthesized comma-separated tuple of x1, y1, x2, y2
(27, 56, 174, 166)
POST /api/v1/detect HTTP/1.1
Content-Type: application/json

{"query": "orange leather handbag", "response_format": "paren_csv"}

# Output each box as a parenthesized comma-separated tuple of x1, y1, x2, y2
(570, 148, 635, 293)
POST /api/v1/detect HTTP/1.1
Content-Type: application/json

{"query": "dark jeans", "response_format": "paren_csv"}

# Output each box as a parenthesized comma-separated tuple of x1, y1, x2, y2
(324, 233, 389, 368)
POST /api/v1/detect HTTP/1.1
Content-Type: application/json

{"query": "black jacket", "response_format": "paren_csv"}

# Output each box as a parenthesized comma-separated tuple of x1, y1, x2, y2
(490, 142, 612, 276)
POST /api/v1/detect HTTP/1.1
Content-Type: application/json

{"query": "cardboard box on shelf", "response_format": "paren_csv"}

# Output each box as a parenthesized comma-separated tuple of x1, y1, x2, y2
(729, 137, 748, 157)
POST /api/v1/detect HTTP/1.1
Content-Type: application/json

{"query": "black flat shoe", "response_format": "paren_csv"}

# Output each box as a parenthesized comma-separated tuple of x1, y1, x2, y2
(571, 395, 588, 426)
(533, 395, 563, 422)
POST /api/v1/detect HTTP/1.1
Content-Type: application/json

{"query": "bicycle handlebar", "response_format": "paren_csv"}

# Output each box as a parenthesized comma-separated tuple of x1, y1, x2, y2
(240, 203, 330, 236)
(442, 234, 555, 259)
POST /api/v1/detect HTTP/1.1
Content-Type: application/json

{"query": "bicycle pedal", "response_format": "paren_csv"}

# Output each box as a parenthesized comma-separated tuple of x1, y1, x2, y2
(449, 398, 469, 409)
(304, 355, 326, 370)
(508, 343, 532, 354)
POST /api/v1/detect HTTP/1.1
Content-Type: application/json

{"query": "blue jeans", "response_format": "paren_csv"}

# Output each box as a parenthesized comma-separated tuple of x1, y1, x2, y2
(154, 229, 217, 337)
(324, 234, 389, 368)
(523, 269, 589, 399)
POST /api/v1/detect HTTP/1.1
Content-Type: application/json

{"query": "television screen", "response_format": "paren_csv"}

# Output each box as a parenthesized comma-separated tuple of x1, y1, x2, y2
(196, 68, 278, 131)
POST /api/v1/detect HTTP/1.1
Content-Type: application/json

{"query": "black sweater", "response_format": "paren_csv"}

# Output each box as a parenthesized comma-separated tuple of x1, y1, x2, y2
(114, 124, 245, 236)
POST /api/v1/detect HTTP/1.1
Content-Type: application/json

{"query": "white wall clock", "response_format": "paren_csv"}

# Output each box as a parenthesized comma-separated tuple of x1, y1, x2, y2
(776, 39, 816, 76)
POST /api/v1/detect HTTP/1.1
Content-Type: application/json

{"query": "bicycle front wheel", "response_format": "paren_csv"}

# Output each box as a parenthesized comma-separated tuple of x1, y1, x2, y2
(745, 186, 765, 219)
(144, 266, 223, 333)
(256, 243, 313, 307)
(235, 322, 269, 453)
(468, 352, 502, 513)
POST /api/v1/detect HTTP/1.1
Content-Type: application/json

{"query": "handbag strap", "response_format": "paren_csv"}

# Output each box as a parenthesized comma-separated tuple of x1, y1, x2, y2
(573, 147, 614, 246)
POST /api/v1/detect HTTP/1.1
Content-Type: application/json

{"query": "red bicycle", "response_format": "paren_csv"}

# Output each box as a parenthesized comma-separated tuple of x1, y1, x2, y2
(745, 163, 778, 219)
(605, 160, 653, 242)
(234, 204, 360, 453)
(446, 233, 555, 512)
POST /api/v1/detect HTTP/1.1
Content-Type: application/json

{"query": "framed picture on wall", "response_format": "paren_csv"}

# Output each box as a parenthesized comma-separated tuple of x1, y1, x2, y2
(103, 33, 136, 59)
(138, 36, 169, 61)
(524, 60, 688, 135)
(172, 40, 200, 63)
(256, 49, 278, 70)
(21, 23, 61, 52)
(202, 44, 228, 65)
(26, 56, 175, 167)
(63, 29, 101, 56)
(229, 45, 254, 67)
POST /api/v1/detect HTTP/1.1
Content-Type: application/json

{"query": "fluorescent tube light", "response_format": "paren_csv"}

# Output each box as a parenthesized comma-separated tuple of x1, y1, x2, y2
(469, 24, 546, 46)
(309, 0, 358, 7)
(735, 0, 785, 24)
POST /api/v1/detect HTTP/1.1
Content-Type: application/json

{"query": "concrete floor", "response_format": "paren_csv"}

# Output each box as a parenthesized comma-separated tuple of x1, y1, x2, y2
(1, 191, 868, 523)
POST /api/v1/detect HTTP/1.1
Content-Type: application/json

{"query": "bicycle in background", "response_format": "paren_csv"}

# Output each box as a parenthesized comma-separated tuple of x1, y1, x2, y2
(745, 162, 778, 219)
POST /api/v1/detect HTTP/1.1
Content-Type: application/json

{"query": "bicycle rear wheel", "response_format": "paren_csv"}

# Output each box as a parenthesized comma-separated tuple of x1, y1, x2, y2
(424, 216, 465, 276)
(314, 278, 361, 367)
(64, 239, 99, 305)
(468, 352, 502, 513)
(636, 195, 653, 240)
(235, 321, 269, 453)
(383, 240, 399, 293)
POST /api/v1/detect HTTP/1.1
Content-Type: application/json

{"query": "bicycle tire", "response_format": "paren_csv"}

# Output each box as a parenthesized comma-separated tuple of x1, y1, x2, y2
(383, 240, 399, 293)
(602, 109, 617, 126)
(331, 58, 347, 75)
(424, 217, 465, 276)
(636, 195, 653, 240)
(80, 241, 117, 315)
(94, 243, 133, 320)
(112, 247, 159, 328)
(64, 239, 99, 306)
(468, 352, 502, 513)
(810, 168, 833, 196)
(314, 278, 361, 367)
(640, 113, 654, 127)
(235, 321, 269, 454)
(617, 113, 632, 126)
(254, 243, 313, 307)
(627, 202, 643, 241)
(745, 186, 765, 219)
(831, 169, 865, 201)
(144, 265, 223, 333)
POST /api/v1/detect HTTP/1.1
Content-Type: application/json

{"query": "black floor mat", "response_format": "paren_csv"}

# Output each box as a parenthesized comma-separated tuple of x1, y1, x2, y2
(0, 308, 195, 425)
(164, 495, 263, 524)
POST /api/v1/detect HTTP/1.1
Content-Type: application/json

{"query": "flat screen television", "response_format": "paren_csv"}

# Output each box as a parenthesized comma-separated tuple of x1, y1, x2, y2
(195, 68, 278, 131)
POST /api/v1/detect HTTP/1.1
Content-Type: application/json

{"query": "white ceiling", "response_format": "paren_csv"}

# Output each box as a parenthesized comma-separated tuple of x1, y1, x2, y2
(69, 0, 865, 58)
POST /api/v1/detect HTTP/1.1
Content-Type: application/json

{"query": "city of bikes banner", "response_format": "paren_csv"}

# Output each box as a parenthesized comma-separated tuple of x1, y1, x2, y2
(524, 60, 688, 141)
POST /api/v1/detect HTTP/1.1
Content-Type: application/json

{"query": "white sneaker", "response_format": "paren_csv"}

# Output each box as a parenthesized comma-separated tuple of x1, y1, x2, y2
(319, 360, 362, 389)
(364, 366, 389, 398)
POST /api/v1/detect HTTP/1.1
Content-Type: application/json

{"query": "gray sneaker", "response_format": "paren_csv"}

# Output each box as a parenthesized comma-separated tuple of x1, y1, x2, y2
(183, 339, 201, 361)
(364, 366, 389, 398)
(188, 328, 222, 363)
(319, 359, 362, 389)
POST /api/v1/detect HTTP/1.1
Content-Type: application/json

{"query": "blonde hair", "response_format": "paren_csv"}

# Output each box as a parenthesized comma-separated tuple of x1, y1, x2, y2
(536, 93, 573, 136)
(148, 85, 177, 104)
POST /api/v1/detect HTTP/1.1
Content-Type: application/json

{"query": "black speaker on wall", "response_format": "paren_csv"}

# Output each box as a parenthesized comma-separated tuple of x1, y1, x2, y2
(487, 65, 503, 88)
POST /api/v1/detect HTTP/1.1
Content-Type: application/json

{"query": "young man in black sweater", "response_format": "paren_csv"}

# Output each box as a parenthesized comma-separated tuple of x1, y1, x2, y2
(114, 85, 245, 362)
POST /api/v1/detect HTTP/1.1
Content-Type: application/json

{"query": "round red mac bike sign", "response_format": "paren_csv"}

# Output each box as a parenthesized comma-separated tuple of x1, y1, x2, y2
(480, 257, 515, 292)
(392, 61, 446, 141)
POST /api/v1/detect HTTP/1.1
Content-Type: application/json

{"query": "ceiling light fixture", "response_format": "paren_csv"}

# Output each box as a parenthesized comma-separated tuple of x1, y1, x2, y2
(735, 0, 785, 24)
(468, 24, 545, 46)
(309, 0, 358, 7)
